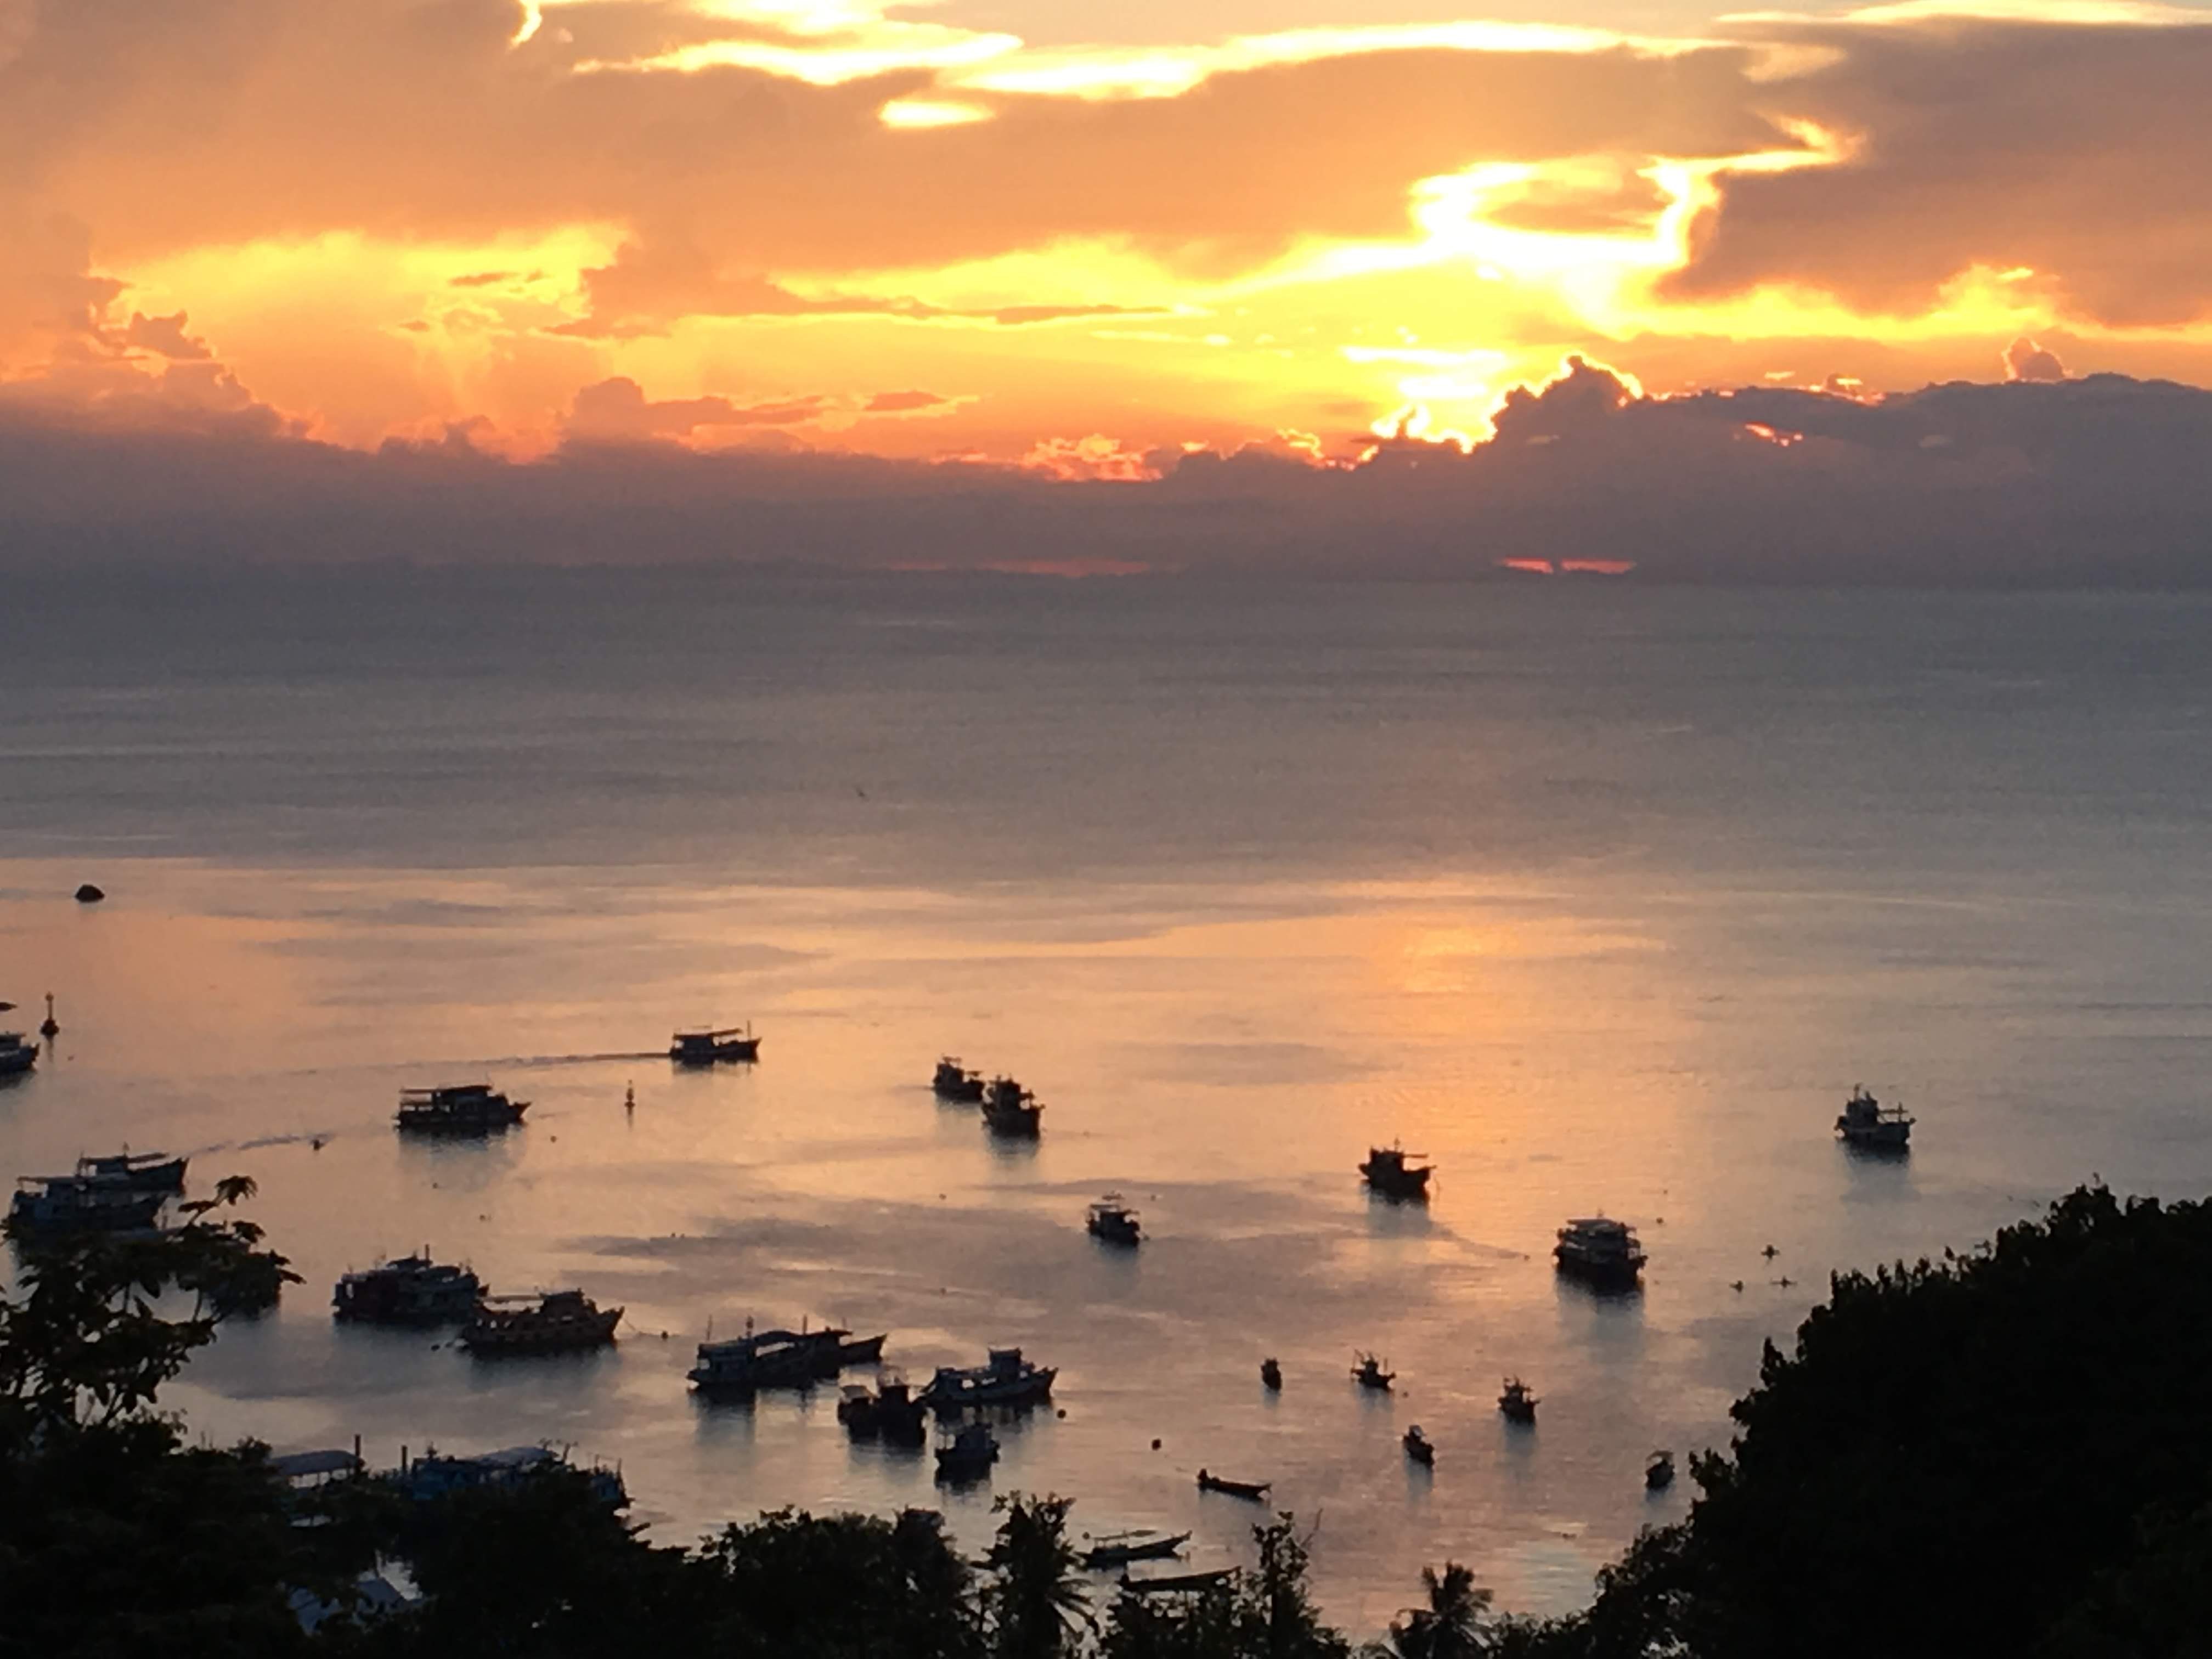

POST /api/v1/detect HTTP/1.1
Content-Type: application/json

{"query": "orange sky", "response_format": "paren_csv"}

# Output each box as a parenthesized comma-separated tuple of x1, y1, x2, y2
(4, 0, 2212, 470)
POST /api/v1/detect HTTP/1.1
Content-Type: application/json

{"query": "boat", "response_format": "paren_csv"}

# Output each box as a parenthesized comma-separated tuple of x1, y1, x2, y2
(981, 1077, 1043, 1136)
(689, 1323, 824, 1393)
(920, 1346, 1057, 1412)
(933, 1057, 985, 1102)
(1646, 1449, 1675, 1490)
(838, 1376, 928, 1443)
(1497, 1376, 1539, 1422)
(1260, 1357, 1282, 1391)
(670, 1024, 760, 1065)
(75, 1151, 188, 1192)
(1403, 1425, 1435, 1466)
(1351, 1352, 1395, 1391)
(1835, 1085, 1913, 1151)
(1360, 1143, 1432, 1199)
(390, 1443, 626, 1507)
(934, 1420, 1000, 1483)
(1081, 1531, 1191, 1570)
(460, 1289, 620, 1356)
(0, 1033, 35, 1077)
(8, 1175, 166, 1235)
(1197, 1469, 1271, 1502)
(1087, 1194, 1142, 1246)
(1119, 1567, 1236, 1595)
(1554, 1217, 1647, 1288)
(332, 1251, 484, 1325)
(395, 1083, 527, 1134)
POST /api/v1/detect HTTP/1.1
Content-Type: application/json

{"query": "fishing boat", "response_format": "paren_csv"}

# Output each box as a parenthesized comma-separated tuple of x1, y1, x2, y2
(1351, 1352, 1395, 1391)
(460, 1289, 620, 1356)
(1497, 1376, 1539, 1423)
(75, 1151, 188, 1192)
(670, 1024, 760, 1065)
(981, 1077, 1043, 1136)
(391, 1443, 627, 1508)
(0, 1033, 35, 1077)
(1260, 1357, 1283, 1391)
(691, 1325, 820, 1393)
(838, 1376, 928, 1443)
(1081, 1531, 1191, 1570)
(1835, 1085, 1913, 1150)
(1360, 1143, 1432, 1199)
(1403, 1425, 1436, 1466)
(1197, 1469, 1271, 1502)
(933, 1057, 985, 1102)
(332, 1251, 484, 1325)
(8, 1175, 166, 1235)
(920, 1346, 1057, 1412)
(1554, 1217, 1647, 1288)
(1120, 1567, 1236, 1595)
(1646, 1450, 1676, 1490)
(934, 1421, 1000, 1483)
(1087, 1194, 1142, 1246)
(396, 1083, 527, 1134)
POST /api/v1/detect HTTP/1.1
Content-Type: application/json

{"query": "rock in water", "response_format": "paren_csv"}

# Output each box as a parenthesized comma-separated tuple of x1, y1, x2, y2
(74, 884, 105, 903)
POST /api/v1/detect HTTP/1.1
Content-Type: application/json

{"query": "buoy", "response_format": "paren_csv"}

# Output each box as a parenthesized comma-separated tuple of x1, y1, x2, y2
(1151, 1438, 1161, 1449)
(624, 1082, 635, 1114)
(74, 884, 105, 904)
(39, 994, 58, 1040)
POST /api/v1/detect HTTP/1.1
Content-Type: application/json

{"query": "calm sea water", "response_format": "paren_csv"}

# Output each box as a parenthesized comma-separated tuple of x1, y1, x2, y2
(3, 571, 2210, 1630)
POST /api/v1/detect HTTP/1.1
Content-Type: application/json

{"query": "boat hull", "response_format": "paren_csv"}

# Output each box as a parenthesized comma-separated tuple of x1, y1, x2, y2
(0, 1046, 35, 1077)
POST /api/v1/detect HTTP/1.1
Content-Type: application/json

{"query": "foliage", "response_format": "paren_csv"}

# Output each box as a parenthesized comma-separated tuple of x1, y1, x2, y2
(696, 1504, 982, 1659)
(1381, 1563, 1494, 1659)
(1099, 1515, 1349, 1659)
(986, 1492, 1093, 1658)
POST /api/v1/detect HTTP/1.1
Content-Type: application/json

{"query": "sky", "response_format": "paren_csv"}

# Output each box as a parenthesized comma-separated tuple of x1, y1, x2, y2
(4, 0, 2211, 575)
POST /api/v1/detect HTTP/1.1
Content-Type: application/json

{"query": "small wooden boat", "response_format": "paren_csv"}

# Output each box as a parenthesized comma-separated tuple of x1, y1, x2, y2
(460, 1289, 620, 1356)
(934, 1420, 1000, 1483)
(8, 1176, 165, 1235)
(1403, 1425, 1435, 1466)
(1260, 1357, 1282, 1391)
(933, 1057, 985, 1101)
(1196, 1469, 1271, 1502)
(396, 1084, 527, 1135)
(921, 1346, 1056, 1412)
(1119, 1567, 1235, 1595)
(1352, 1352, 1395, 1391)
(839, 1376, 928, 1443)
(1081, 1531, 1191, 1570)
(670, 1024, 760, 1065)
(333, 1251, 483, 1325)
(981, 1077, 1043, 1136)
(1361, 1143, 1433, 1199)
(1087, 1194, 1141, 1246)
(76, 1151, 188, 1192)
(1645, 1449, 1675, 1490)
(1497, 1376, 1539, 1423)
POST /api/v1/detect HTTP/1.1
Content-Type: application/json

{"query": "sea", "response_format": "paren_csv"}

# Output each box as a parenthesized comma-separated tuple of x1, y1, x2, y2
(3, 569, 2210, 1633)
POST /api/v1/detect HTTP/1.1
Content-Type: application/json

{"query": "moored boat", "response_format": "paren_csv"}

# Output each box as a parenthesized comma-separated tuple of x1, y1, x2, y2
(934, 1420, 1000, 1483)
(1360, 1143, 1432, 1199)
(333, 1251, 484, 1325)
(76, 1151, 188, 1192)
(390, 1443, 626, 1508)
(1646, 1449, 1675, 1490)
(0, 1033, 36, 1077)
(981, 1077, 1043, 1136)
(920, 1346, 1057, 1412)
(1835, 1085, 1913, 1150)
(1351, 1351, 1395, 1391)
(1554, 1216, 1647, 1288)
(839, 1375, 929, 1443)
(1082, 1531, 1191, 1570)
(1260, 1357, 1282, 1391)
(460, 1289, 620, 1356)
(1403, 1425, 1435, 1466)
(933, 1057, 985, 1101)
(8, 1175, 166, 1235)
(396, 1083, 527, 1134)
(1087, 1194, 1142, 1246)
(1196, 1469, 1271, 1501)
(1498, 1376, 1539, 1423)
(1120, 1567, 1236, 1595)
(671, 1024, 760, 1065)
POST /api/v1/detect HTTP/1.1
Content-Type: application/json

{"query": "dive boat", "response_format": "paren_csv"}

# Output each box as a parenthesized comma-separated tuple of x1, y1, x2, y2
(1360, 1143, 1432, 1199)
(1260, 1357, 1283, 1391)
(670, 1024, 760, 1065)
(1835, 1085, 1912, 1150)
(1497, 1376, 1539, 1423)
(75, 1151, 188, 1192)
(1645, 1449, 1675, 1490)
(0, 1033, 35, 1077)
(1082, 1531, 1191, 1570)
(1554, 1217, 1647, 1288)
(8, 1175, 166, 1235)
(1351, 1352, 1395, 1391)
(332, 1251, 484, 1325)
(1087, 1194, 1142, 1246)
(981, 1077, 1043, 1136)
(934, 1421, 1000, 1483)
(1403, 1425, 1435, 1466)
(933, 1057, 985, 1101)
(919, 1346, 1057, 1412)
(1196, 1469, 1271, 1502)
(396, 1083, 527, 1135)
(460, 1289, 620, 1356)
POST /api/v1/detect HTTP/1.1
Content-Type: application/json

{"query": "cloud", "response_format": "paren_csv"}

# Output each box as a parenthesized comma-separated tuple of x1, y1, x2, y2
(121, 311, 212, 360)
(567, 375, 830, 438)
(2005, 337, 2066, 382)
(864, 388, 951, 412)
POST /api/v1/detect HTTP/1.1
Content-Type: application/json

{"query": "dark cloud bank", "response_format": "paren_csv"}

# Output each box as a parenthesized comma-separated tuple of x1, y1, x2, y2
(5, 362, 2210, 585)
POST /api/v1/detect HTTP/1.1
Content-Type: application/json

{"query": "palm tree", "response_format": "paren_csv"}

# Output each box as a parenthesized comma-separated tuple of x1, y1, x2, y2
(1385, 1562, 1493, 1659)
(985, 1492, 1090, 1659)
